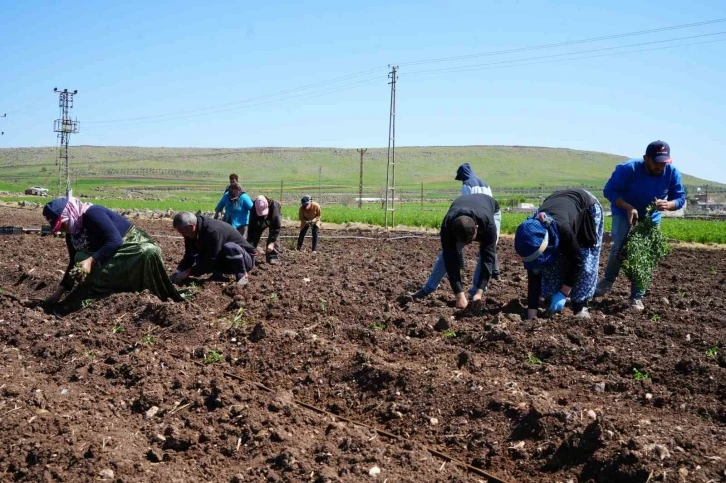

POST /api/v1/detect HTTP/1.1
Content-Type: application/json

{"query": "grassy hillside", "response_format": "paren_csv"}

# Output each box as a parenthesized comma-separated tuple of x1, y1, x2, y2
(0, 145, 721, 194)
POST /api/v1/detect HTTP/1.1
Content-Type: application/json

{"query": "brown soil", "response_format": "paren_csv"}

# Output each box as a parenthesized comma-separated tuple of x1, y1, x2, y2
(0, 205, 724, 483)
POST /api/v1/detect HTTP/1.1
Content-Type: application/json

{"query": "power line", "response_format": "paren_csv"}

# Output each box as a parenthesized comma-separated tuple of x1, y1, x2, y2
(400, 35, 726, 78)
(397, 17, 726, 67)
(82, 75, 384, 131)
(83, 66, 388, 125)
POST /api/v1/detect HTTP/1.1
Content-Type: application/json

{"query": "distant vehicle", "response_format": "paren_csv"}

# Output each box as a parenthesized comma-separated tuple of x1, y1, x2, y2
(24, 186, 49, 196)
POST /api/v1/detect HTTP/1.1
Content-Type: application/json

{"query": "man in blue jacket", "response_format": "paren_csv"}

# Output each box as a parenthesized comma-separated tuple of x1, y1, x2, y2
(595, 141, 686, 310)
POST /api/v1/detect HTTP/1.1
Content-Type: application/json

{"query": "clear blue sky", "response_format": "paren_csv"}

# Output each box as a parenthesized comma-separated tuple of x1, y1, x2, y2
(2, 0, 725, 182)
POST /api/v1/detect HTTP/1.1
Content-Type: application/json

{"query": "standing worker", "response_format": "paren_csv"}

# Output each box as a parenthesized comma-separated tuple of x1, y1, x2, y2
(411, 163, 501, 300)
(247, 195, 282, 264)
(297, 196, 321, 253)
(514, 189, 603, 320)
(595, 141, 686, 310)
(214, 181, 254, 238)
(224, 173, 239, 193)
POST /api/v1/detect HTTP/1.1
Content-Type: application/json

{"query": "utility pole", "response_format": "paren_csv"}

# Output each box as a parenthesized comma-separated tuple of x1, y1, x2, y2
(318, 166, 322, 201)
(53, 88, 79, 198)
(384, 65, 398, 229)
(357, 148, 367, 208)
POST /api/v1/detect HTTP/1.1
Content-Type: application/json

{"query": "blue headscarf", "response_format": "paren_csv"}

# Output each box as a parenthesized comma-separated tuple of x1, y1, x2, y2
(514, 211, 560, 270)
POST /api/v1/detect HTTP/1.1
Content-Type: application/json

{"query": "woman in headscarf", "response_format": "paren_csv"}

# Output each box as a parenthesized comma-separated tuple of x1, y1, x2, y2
(43, 197, 181, 306)
(214, 181, 254, 237)
(514, 189, 603, 320)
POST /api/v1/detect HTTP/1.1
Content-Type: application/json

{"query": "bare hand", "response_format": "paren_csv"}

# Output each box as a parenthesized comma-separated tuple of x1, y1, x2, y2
(455, 292, 468, 310)
(80, 257, 94, 274)
(655, 199, 670, 211)
(627, 208, 639, 226)
(266, 243, 276, 254)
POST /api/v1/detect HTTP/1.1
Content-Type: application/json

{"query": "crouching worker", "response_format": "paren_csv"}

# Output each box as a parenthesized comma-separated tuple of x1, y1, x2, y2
(247, 196, 282, 264)
(514, 189, 603, 320)
(427, 194, 499, 309)
(171, 211, 257, 287)
(43, 197, 182, 306)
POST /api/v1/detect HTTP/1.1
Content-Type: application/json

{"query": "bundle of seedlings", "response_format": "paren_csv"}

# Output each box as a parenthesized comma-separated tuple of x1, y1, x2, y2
(68, 262, 88, 287)
(621, 204, 671, 292)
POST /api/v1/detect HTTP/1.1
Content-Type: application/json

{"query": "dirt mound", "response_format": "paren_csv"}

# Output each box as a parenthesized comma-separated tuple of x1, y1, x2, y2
(0, 207, 724, 482)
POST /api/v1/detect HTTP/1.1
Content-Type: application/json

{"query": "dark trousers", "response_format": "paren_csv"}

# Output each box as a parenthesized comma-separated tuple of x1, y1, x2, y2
(217, 242, 254, 276)
(236, 225, 248, 239)
(297, 224, 319, 251)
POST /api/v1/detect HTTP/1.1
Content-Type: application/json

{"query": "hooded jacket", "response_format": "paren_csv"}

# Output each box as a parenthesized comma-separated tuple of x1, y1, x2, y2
(455, 163, 492, 197)
(441, 194, 500, 294)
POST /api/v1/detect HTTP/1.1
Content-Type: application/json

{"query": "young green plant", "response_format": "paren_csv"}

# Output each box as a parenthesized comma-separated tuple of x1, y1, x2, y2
(621, 204, 671, 292)
(633, 368, 650, 381)
(205, 349, 223, 364)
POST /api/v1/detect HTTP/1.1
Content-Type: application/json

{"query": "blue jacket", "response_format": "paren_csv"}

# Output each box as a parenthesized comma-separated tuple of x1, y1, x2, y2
(603, 159, 686, 223)
(455, 163, 492, 196)
(215, 192, 254, 228)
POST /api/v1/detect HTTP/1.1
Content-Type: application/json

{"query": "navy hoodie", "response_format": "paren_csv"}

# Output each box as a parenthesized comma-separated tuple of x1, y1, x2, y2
(455, 163, 492, 196)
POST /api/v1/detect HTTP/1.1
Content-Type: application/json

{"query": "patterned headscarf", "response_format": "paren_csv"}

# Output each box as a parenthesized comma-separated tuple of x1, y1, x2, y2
(514, 211, 560, 270)
(43, 197, 93, 234)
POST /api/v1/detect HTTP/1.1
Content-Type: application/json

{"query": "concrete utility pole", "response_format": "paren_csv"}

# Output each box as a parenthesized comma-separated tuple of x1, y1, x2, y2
(53, 88, 79, 197)
(357, 148, 367, 208)
(384, 65, 398, 229)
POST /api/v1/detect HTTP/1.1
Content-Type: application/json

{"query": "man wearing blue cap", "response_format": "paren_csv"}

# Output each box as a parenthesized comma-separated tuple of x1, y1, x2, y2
(514, 189, 603, 320)
(595, 140, 686, 310)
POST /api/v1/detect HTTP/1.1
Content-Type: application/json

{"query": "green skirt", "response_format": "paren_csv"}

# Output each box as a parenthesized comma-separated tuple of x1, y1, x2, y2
(75, 226, 182, 302)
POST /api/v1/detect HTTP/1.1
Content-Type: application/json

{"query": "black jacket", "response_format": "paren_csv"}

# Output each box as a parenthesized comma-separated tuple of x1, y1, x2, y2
(177, 215, 257, 276)
(527, 188, 599, 309)
(247, 198, 282, 247)
(441, 194, 500, 294)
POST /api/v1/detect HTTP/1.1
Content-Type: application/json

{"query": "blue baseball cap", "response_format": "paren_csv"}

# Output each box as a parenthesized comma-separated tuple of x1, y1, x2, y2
(645, 141, 672, 164)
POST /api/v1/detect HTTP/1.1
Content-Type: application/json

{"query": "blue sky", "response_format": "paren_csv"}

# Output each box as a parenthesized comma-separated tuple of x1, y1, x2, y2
(1, 0, 725, 182)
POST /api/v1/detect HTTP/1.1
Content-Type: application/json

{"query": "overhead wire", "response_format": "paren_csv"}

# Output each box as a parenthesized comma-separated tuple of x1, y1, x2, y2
(83, 65, 388, 125)
(399, 31, 726, 77)
(396, 17, 726, 66)
(82, 75, 385, 131)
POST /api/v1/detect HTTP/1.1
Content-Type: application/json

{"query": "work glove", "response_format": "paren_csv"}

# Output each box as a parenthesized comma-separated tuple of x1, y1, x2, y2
(548, 291, 567, 314)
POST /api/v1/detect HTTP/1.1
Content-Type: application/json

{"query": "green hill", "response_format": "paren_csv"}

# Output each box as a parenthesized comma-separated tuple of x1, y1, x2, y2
(0, 145, 721, 194)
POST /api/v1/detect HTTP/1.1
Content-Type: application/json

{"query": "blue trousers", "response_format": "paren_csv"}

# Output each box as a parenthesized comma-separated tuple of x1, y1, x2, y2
(601, 214, 657, 300)
(422, 211, 501, 297)
(218, 242, 254, 276)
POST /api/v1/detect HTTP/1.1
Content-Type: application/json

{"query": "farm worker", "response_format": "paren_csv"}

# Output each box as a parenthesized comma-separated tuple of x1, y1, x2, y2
(297, 196, 321, 253)
(423, 194, 499, 309)
(247, 195, 283, 264)
(171, 212, 258, 287)
(214, 181, 254, 238)
(223, 173, 239, 194)
(595, 140, 686, 310)
(411, 164, 501, 300)
(42, 197, 182, 306)
(514, 189, 604, 320)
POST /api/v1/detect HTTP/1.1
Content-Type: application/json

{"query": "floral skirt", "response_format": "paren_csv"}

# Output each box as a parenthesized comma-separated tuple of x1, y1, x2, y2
(540, 196, 604, 303)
